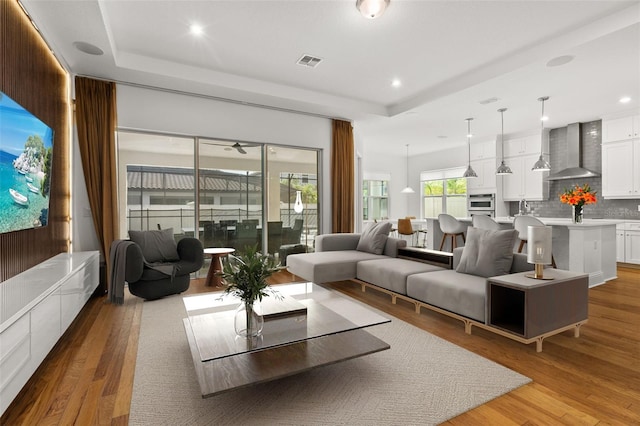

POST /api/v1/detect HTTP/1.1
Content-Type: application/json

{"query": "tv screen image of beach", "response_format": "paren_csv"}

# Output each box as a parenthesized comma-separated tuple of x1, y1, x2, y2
(0, 90, 54, 233)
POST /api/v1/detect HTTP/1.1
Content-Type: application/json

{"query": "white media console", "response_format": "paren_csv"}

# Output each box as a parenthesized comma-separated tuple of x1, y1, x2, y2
(0, 251, 100, 415)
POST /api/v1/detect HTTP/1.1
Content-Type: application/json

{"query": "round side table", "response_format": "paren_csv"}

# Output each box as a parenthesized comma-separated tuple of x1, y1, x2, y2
(203, 248, 235, 287)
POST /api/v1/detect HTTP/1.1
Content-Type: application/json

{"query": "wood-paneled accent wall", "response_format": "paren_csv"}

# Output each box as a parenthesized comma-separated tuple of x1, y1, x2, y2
(0, 0, 70, 281)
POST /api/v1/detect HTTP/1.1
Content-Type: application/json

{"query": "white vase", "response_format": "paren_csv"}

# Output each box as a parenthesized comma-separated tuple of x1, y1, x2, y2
(234, 300, 264, 337)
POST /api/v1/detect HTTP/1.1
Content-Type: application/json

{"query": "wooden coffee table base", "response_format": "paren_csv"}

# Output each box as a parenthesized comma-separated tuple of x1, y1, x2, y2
(183, 319, 389, 398)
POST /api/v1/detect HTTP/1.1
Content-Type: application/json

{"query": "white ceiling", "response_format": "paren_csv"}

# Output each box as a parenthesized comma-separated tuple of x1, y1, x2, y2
(21, 0, 640, 156)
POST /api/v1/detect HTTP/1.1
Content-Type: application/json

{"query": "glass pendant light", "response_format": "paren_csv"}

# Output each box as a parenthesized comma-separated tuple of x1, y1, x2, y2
(532, 96, 551, 172)
(401, 144, 415, 193)
(462, 118, 478, 178)
(496, 108, 513, 175)
(294, 190, 303, 213)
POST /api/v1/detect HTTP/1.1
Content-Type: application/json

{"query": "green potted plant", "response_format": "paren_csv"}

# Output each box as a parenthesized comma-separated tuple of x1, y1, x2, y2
(217, 245, 280, 337)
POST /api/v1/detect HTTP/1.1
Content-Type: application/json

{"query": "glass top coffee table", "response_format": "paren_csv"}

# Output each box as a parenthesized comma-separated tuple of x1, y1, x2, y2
(182, 282, 390, 397)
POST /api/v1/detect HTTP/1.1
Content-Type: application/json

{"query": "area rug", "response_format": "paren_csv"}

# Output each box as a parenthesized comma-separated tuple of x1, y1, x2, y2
(130, 292, 530, 426)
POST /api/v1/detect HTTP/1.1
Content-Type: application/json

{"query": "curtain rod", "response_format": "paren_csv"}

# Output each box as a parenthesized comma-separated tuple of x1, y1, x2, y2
(74, 74, 351, 123)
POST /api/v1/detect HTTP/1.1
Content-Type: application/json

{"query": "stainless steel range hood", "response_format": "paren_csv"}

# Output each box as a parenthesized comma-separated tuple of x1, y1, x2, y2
(546, 122, 600, 181)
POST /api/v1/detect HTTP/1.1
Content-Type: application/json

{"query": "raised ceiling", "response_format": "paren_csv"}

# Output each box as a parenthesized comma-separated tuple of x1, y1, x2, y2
(21, 0, 640, 155)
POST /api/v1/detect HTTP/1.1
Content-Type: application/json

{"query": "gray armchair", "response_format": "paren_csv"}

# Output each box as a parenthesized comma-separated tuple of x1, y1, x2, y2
(123, 237, 204, 300)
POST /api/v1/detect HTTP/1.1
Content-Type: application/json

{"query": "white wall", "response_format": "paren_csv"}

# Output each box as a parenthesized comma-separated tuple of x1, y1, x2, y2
(71, 128, 101, 254)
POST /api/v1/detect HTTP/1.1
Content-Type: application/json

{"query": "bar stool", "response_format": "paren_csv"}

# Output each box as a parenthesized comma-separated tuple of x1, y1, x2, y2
(438, 214, 466, 251)
(397, 218, 417, 246)
(513, 216, 557, 268)
(471, 215, 500, 231)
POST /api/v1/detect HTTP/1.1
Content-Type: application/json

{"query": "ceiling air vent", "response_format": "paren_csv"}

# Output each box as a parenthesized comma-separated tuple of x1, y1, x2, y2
(479, 97, 499, 105)
(297, 54, 322, 68)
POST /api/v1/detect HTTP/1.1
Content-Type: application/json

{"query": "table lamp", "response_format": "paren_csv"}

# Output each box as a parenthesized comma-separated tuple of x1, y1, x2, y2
(525, 225, 553, 280)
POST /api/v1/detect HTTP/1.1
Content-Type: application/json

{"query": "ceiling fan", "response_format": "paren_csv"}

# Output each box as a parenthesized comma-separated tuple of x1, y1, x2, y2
(202, 141, 260, 154)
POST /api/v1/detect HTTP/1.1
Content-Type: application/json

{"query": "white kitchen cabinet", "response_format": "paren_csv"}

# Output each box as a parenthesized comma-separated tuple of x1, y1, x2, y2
(625, 231, 640, 264)
(468, 158, 498, 194)
(616, 225, 625, 262)
(624, 223, 640, 264)
(602, 139, 640, 198)
(603, 114, 640, 143)
(501, 153, 548, 201)
(503, 134, 543, 158)
(469, 140, 496, 160)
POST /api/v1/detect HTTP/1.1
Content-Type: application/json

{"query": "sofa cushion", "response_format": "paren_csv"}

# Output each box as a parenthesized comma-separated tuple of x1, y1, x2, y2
(287, 250, 386, 283)
(456, 227, 518, 278)
(129, 228, 180, 263)
(357, 258, 444, 295)
(406, 270, 487, 322)
(357, 221, 392, 255)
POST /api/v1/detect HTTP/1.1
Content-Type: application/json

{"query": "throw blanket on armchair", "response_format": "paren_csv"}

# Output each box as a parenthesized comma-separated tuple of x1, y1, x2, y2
(109, 240, 135, 305)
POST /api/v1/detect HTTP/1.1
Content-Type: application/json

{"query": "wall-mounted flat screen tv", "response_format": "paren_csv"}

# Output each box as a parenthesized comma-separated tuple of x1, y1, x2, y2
(0, 90, 54, 233)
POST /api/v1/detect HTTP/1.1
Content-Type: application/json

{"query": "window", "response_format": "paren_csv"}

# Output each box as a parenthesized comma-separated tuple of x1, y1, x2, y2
(363, 180, 389, 220)
(422, 178, 467, 218)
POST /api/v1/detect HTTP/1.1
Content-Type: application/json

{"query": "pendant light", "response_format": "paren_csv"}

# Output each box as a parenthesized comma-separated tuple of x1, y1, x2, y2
(496, 108, 513, 175)
(356, 0, 390, 19)
(400, 144, 415, 193)
(294, 190, 304, 213)
(462, 118, 478, 178)
(532, 96, 551, 172)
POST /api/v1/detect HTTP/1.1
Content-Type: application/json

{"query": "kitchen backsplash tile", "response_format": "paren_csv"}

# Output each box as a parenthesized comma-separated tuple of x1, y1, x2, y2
(508, 120, 640, 219)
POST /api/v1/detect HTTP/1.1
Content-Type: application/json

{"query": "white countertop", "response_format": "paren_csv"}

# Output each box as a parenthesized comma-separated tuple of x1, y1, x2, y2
(425, 216, 629, 227)
(492, 217, 624, 227)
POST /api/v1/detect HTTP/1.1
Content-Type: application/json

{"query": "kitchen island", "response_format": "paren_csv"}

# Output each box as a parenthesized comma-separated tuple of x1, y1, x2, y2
(424, 216, 621, 287)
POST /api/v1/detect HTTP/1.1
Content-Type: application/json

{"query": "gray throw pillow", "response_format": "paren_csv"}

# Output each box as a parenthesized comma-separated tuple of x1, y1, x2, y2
(456, 227, 518, 278)
(356, 221, 392, 255)
(129, 228, 180, 263)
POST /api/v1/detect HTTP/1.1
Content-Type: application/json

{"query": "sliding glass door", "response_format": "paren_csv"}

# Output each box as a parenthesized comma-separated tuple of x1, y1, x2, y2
(198, 139, 263, 256)
(266, 146, 319, 256)
(117, 131, 321, 272)
(118, 132, 195, 238)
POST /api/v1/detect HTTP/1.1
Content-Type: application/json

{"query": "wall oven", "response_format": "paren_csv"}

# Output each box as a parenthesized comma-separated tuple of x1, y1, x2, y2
(468, 194, 495, 215)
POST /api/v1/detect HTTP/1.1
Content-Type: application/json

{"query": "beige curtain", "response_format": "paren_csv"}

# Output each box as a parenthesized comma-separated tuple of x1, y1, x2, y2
(75, 77, 119, 284)
(331, 120, 355, 233)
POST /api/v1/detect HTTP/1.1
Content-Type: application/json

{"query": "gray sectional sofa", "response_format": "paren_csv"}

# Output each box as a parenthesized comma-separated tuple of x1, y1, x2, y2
(286, 226, 534, 329)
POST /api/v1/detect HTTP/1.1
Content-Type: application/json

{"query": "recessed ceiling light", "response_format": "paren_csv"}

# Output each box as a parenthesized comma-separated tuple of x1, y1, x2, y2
(73, 41, 103, 56)
(391, 79, 401, 88)
(541, 116, 549, 121)
(546, 55, 575, 67)
(190, 24, 204, 36)
(619, 96, 632, 104)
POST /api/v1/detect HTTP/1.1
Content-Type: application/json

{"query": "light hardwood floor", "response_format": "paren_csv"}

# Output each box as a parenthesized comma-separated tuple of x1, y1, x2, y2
(2, 267, 639, 425)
